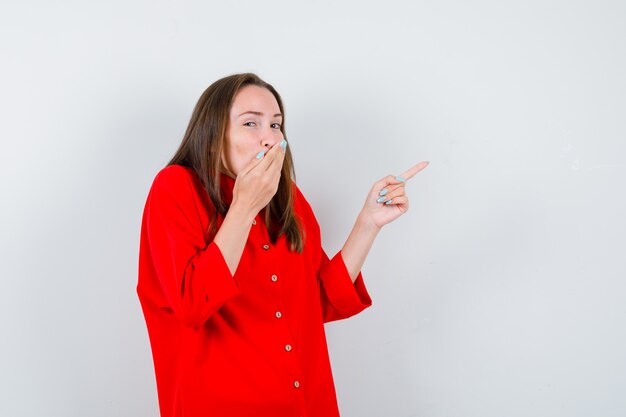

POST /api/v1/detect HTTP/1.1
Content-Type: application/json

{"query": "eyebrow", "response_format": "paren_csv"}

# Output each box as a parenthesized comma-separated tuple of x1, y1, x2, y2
(237, 111, 283, 119)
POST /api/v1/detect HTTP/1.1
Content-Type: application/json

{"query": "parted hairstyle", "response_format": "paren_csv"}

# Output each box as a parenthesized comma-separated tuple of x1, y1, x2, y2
(166, 73, 304, 253)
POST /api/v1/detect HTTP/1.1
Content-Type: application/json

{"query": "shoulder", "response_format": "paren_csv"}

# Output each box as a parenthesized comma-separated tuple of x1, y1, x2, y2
(152, 164, 195, 192)
(291, 181, 309, 212)
(291, 181, 320, 229)
(146, 164, 201, 209)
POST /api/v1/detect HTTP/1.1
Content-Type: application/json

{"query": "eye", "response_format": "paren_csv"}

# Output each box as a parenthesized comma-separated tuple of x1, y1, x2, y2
(271, 123, 282, 129)
(243, 121, 256, 127)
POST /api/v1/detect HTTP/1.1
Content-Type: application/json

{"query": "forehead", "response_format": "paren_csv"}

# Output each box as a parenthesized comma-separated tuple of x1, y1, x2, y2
(230, 85, 280, 115)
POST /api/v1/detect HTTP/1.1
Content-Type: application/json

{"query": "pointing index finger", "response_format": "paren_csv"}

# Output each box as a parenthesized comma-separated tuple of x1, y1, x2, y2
(397, 161, 429, 182)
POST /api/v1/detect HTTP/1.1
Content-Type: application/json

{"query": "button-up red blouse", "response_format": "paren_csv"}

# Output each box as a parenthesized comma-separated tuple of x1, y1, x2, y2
(137, 164, 372, 417)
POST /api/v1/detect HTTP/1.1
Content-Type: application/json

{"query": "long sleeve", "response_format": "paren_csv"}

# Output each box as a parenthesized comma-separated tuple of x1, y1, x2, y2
(144, 169, 241, 328)
(317, 247, 372, 323)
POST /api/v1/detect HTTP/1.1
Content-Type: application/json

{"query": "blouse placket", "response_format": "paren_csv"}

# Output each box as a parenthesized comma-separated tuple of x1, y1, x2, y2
(251, 215, 308, 416)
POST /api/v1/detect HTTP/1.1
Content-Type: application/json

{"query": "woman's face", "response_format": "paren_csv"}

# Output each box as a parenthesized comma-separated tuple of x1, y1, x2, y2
(222, 85, 284, 178)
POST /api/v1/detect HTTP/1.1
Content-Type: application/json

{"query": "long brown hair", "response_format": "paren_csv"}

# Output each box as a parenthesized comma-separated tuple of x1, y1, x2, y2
(166, 73, 304, 253)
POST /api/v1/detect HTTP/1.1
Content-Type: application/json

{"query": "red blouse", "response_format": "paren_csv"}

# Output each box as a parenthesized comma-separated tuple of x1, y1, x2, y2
(136, 164, 372, 417)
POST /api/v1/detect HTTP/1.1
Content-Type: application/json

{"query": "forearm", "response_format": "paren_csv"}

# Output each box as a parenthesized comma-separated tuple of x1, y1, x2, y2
(213, 204, 256, 276)
(340, 211, 381, 283)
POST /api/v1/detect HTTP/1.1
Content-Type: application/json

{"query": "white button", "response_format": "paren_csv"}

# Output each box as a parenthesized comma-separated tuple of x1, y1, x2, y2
(293, 380, 300, 388)
(252, 219, 257, 225)
(285, 344, 292, 351)
(275, 311, 282, 318)
(262, 244, 270, 250)
(271, 274, 278, 282)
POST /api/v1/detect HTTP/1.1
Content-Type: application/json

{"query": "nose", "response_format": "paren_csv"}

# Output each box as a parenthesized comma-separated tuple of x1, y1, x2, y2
(261, 132, 281, 149)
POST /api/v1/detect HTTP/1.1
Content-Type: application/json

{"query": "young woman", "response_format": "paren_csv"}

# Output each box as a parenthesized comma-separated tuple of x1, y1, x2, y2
(136, 72, 429, 417)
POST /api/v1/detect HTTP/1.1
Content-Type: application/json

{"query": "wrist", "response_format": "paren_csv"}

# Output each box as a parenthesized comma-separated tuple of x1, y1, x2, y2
(227, 202, 257, 226)
(357, 211, 382, 234)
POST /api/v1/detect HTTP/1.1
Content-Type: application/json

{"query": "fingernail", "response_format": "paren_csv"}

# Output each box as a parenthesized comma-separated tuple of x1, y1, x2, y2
(379, 188, 388, 196)
(376, 196, 387, 203)
(256, 151, 265, 159)
(280, 139, 287, 149)
(395, 176, 405, 182)
(385, 199, 393, 205)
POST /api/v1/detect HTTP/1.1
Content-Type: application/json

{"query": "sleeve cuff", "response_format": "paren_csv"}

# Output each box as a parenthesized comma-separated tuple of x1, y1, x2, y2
(319, 250, 372, 321)
(193, 242, 242, 313)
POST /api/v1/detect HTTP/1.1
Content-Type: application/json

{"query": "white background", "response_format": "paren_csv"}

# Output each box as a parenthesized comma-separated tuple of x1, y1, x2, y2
(1, 1, 625, 416)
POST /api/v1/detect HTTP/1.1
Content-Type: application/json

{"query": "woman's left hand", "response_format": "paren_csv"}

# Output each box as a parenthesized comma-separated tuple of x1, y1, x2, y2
(360, 161, 430, 229)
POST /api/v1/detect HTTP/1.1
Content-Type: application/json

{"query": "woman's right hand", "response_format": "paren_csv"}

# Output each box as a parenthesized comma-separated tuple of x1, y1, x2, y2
(230, 139, 287, 216)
